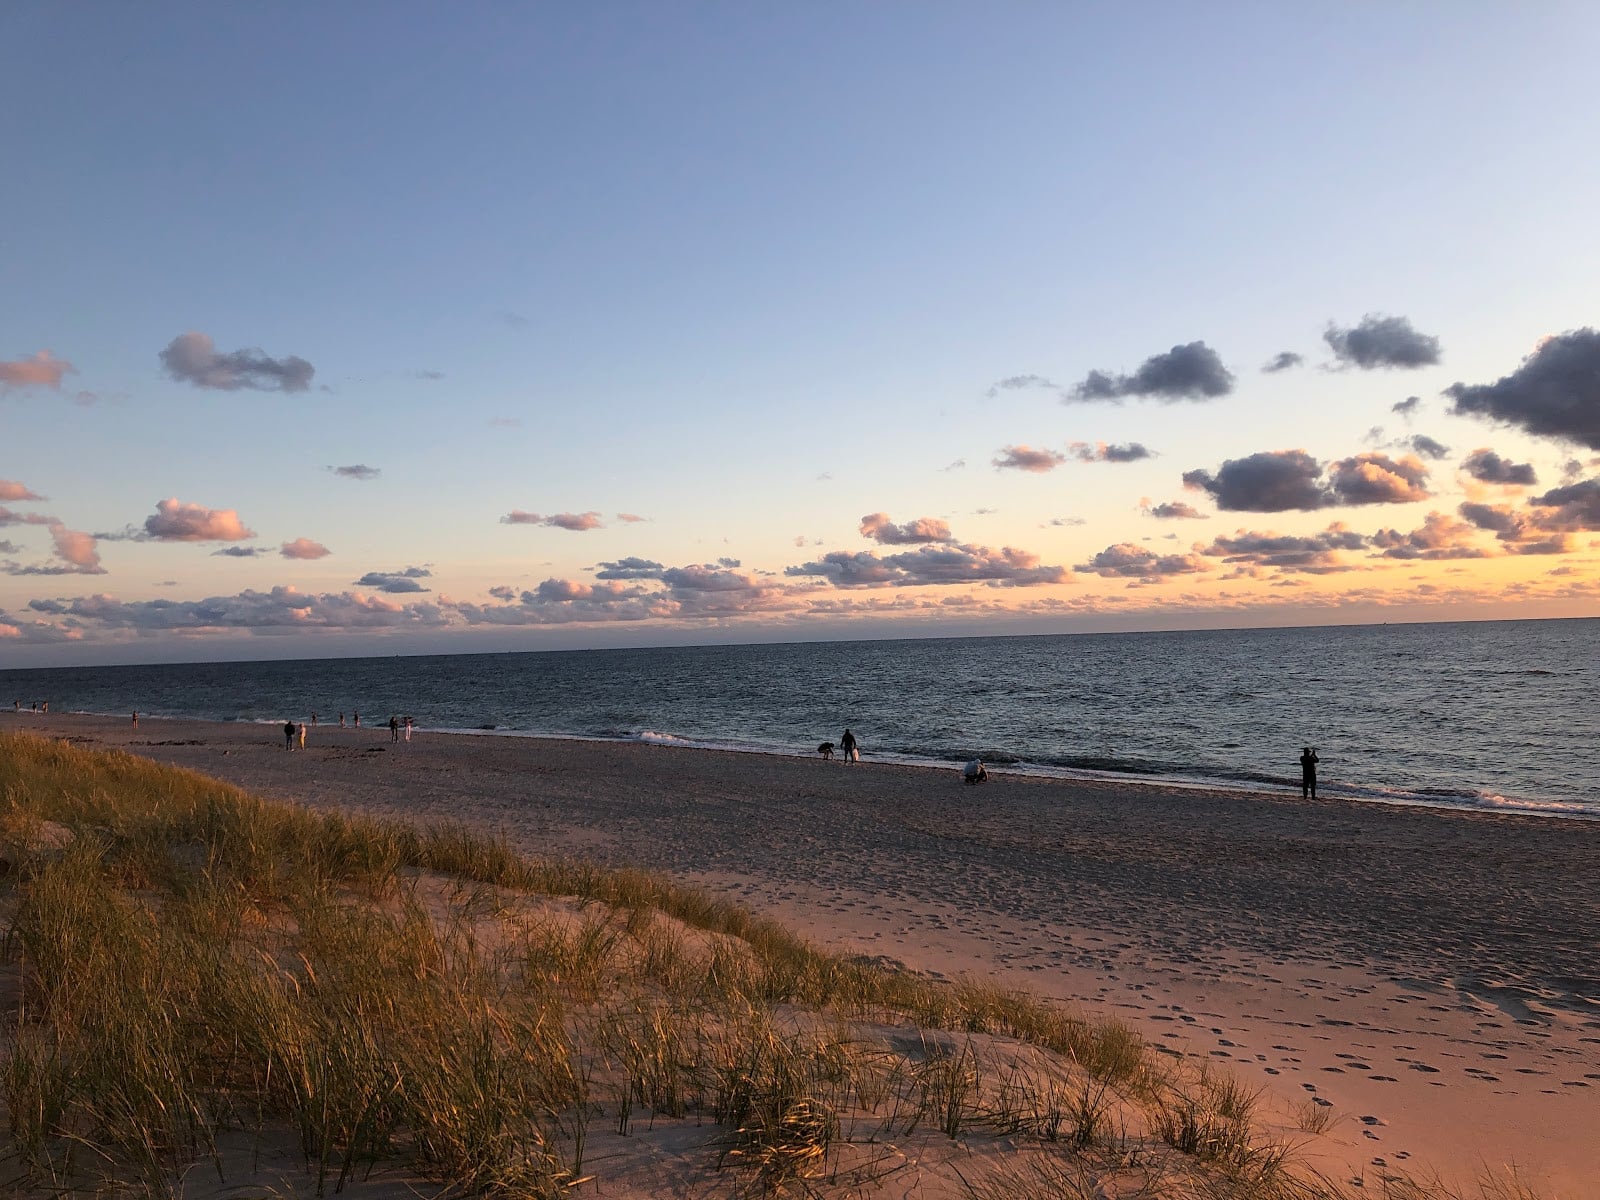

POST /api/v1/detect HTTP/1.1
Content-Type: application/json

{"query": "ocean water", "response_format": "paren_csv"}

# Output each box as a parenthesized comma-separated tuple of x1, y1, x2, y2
(2, 618, 1594, 819)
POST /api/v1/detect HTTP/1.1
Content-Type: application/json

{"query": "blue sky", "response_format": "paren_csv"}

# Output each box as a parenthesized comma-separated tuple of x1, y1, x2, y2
(3, 4, 1598, 665)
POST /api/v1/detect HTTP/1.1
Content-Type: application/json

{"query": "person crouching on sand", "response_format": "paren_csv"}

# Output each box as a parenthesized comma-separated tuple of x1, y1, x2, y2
(1300, 746, 1319, 799)
(963, 758, 988, 785)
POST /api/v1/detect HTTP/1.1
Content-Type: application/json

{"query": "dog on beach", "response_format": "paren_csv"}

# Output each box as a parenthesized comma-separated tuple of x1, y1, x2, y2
(818, 742, 835, 760)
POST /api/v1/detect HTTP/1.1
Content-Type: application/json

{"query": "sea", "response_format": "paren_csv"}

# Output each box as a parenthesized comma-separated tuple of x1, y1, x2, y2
(2, 618, 1594, 820)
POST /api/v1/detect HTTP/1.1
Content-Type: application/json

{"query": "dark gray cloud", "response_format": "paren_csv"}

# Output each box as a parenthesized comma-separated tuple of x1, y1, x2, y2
(354, 566, 432, 593)
(1184, 450, 1429, 511)
(1406, 435, 1451, 461)
(1143, 500, 1208, 520)
(488, 585, 517, 600)
(1073, 341, 1234, 402)
(1392, 395, 1422, 417)
(1530, 477, 1600, 530)
(0, 540, 18, 554)
(1075, 543, 1207, 579)
(859, 513, 955, 545)
(1445, 329, 1600, 449)
(160, 331, 314, 392)
(1070, 441, 1153, 463)
(1461, 449, 1537, 487)
(1263, 351, 1303, 373)
(1324, 314, 1441, 369)
(1458, 501, 1528, 542)
(1200, 525, 1367, 573)
(788, 542, 1067, 588)
(594, 557, 666, 580)
(1182, 450, 1328, 512)
(329, 464, 381, 481)
(1368, 513, 1487, 561)
(993, 445, 1067, 473)
(212, 546, 266, 558)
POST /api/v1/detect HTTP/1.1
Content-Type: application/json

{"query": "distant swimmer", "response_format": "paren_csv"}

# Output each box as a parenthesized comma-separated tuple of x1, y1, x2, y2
(840, 729, 858, 764)
(284, 720, 296, 751)
(1300, 746, 1319, 799)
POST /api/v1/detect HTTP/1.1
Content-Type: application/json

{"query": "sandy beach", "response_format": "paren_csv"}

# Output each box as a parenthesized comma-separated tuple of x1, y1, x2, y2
(7, 710, 1598, 1193)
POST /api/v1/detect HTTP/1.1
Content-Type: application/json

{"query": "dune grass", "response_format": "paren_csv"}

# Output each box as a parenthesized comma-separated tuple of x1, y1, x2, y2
(0, 732, 1553, 1198)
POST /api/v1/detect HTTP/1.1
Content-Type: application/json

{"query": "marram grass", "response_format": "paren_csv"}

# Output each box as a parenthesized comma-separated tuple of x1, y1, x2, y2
(0, 732, 1551, 1199)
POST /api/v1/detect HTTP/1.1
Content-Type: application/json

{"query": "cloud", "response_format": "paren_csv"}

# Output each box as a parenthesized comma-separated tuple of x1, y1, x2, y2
(1142, 500, 1208, 520)
(0, 350, 73, 391)
(160, 331, 314, 392)
(0, 481, 44, 501)
(985, 374, 1062, 399)
(993, 445, 1067, 473)
(1530, 477, 1600, 531)
(488, 585, 517, 601)
(788, 542, 1068, 588)
(859, 512, 955, 545)
(1075, 543, 1208, 579)
(1323, 314, 1441, 369)
(410, 369, 445, 380)
(1458, 501, 1528, 542)
(594, 557, 667, 580)
(1199, 525, 1367, 574)
(456, 559, 799, 625)
(1325, 452, 1431, 505)
(1444, 329, 1600, 449)
(615, 512, 648, 523)
(1046, 516, 1087, 527)
(1072, 341, 1234, 402)
(329, 464, 381, 481)
(1368, 512, 1487, 560)
(1263, 351, 1303, 373)
(29, 587, 447, 632)
(0, 541, 17, 554)
(1182, 450, 1328, 512)
(0, 506, 55, 529)
(1405, 435, 1451, 461)
(280, 538, 331, 560)
(501, 510, 605, 531)
(212, 546, 266, 558)
(1183, 450, 1429, 511)
(1069, 441, 1153, 463)
(1461, 449, 1537, 487)
(2, 523, 106, 576)
(1392, 395, 1422, 417)
(353, 566, 431, 594)
(143, 497, 256, 542)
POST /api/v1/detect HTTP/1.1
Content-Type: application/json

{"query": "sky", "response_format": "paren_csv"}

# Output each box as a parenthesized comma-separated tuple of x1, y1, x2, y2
(3, 3, 1598, 667)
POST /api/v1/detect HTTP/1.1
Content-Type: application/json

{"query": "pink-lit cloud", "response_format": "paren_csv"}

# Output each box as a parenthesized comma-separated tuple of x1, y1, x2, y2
(1075, 543, 1208, 579)
(1368, 512, 1488, 560)
(0, 481, 44, 502)
(1141, 499, 1208, 520)
(859, 512, 955, 545)
(501, 510, 605, 530)
(280, 538, 331, 560)
(143, 498, 257, 542)
(789, 543, 1068, 588)
(1069, 441, 1153, 463)
(2, 523, 105, 576)
(993, 444, 1067, 473)
(0, 350, 74, 391)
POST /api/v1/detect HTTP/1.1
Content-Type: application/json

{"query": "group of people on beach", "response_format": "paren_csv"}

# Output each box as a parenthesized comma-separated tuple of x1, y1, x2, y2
(278, 712, 414, 750)
(12, 700, 48, 713)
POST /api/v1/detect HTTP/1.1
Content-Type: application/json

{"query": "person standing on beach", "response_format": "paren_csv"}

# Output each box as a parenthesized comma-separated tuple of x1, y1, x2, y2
(404, 715, 412, 742)
(354, 711, 360, 728)
(131, 711, 138, 730)
(283, 720, 296, 750)
(338, 712, 346, 728)
(298, 722, 307, 750)
(1300, 747, 1319, 799)
(840, 728, 858, 763)
(389, 715, 400, 742)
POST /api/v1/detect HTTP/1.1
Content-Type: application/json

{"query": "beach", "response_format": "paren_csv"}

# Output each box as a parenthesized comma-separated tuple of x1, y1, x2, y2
(8, 710, 1598, 1193)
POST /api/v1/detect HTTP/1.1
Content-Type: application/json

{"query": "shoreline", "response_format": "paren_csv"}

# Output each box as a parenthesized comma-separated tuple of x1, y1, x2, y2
(5, 705, 1590, 823)
(6, 711, 1600, 1191)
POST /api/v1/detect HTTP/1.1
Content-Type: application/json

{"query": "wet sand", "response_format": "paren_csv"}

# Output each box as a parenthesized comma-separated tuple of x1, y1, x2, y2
(8, 710, 1599, 1192)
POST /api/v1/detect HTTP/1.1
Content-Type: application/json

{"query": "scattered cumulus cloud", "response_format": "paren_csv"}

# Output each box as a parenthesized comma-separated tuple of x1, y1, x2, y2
(1405, 435, 1451, 461)
(1072, 341, 1234, 402)
(1392, 395, 1422, 417)
(1047, 516, 1087, 527)
(788, 542, 1067, 588)
(1199, 525, 1367, 574)
(0, 481, 44, 501)
(616, 513, 648, 523)
(1070, 441, 1152, 463)
(1142, 499, 1208, 520)
(1369, 512, 1487, 560)
(280, 538, 331, 560)
(1461, 449, 1537, 487)
(1530, 477, 1600, 531)
(1184, 450, 1430, 511)
(143, 498, 257, 542)
(329, 464, 381, 481)
(1324, 314, 1441, 369)
(984, 374, 1062, 399)
(160, 331, 314, 392)
(212, 547, 266, 558)
(1075, 543, 1208, 580)
(859, 512, 954, 545)
(993, 445, 1067, 473)
(3, 523, 106, 576)
(1325, 452, 1431, 505)
(1445, 329, 1600, 449)
(501, 510, 605, 531)
(0, 350, 74, 391)
(28, 587, 447, 632)
(1263, 351, 1303, 373)
(354, 566, 432, 593)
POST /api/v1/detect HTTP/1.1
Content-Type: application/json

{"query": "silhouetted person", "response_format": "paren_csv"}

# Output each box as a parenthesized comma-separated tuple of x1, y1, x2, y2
(353, 711, 360, 728)
(1300, 747, 1319, 799)
(818, 741, 835, 760)
(338, 712, 346, 728)
(131, 711, 138, 730)
(389, 715, 400, 742)
(284, 720, 296, 750)
(840, 728, 858, 764)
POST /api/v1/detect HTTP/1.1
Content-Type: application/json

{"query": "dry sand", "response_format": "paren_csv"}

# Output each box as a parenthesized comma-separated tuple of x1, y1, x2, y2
(7, 710, 1598, 1193)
